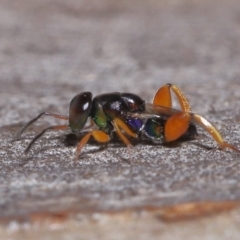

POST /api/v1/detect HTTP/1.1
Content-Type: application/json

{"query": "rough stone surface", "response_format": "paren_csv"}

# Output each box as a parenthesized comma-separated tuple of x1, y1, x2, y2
(0, 0, 240, 239)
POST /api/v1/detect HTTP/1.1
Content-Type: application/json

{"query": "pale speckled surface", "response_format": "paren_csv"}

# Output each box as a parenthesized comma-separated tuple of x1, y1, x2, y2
(0, 0, 240, 239)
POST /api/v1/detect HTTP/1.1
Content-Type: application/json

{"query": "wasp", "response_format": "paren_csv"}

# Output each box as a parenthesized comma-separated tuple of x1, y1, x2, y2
(14, 84, 239, 158)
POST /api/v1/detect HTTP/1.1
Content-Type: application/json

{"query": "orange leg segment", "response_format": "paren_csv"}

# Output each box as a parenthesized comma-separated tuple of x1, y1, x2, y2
(164, 112, 191, 142)
(153, 84, 193, 142)
(192, 114, 240, 152)
(113, 118, 138, 138)
(112, 119, 135, 148)
(153, 83, 191, 112)
(75, 130, 110, 159)
(169, 84, 191, 112)
(153, 83, 239, 151)
(153, 85, 172, 108)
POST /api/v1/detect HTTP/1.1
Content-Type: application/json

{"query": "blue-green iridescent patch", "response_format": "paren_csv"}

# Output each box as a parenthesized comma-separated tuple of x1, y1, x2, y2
(144, 118, 163, 139)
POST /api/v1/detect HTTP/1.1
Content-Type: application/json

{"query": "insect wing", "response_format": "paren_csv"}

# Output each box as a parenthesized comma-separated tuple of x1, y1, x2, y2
(126, 103, 181, 120)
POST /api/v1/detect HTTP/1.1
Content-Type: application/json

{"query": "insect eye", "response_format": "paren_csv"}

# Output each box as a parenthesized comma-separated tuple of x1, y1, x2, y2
(69, 92, 92, 133)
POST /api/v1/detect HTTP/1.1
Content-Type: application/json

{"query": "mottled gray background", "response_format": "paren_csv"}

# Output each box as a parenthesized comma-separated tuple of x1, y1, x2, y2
(0, 0, 240, 239)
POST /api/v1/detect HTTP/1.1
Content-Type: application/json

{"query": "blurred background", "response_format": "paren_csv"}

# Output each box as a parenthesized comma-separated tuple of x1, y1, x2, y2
(1, 0, 240, 126)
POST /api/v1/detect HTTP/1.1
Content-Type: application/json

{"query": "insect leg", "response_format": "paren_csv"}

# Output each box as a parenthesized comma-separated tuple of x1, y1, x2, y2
(75, 131, 110, 159)
(153, 84, 192, 141)
(112, 119, 134, 147)
(192, 114, 240, 152)
(167, 83, 191, 112)
(153, 83, 191, 112)
(153, 84, 172, 108)
(25, 125, 69, 153)
(14, 112, 69, 140)
(155, 84, 239, 151)
(164, 112, 191, 142)
(113, 118, 138, 138)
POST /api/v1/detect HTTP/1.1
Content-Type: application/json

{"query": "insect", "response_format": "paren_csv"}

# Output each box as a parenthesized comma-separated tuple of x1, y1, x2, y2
(14, 83, 239, 158)
(14, 91, 145, 158)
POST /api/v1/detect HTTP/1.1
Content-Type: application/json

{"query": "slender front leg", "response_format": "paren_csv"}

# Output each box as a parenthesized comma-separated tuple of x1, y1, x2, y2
(25, 125, 69, 153)
(14, 112, 69, 140)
